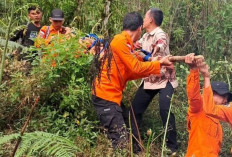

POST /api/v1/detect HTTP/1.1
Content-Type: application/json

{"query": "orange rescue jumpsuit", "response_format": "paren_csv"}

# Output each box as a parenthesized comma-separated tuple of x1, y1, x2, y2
(35, 25, 66, 47)
(94, 31, 161, 106)
(35, 25, 69, 67)
(203, 81, 232, 155)
(186, 69, 222, 157)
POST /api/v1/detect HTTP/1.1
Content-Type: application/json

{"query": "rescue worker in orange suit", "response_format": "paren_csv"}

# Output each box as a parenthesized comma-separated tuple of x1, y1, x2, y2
(35, 8, 72, 47)
(185, 53, 231, 157)
(196, 56, 232, 156)
(91, 12, 173, 149)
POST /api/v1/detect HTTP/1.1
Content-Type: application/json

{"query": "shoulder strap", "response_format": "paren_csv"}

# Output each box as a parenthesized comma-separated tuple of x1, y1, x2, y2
(45, 26, 50, 39)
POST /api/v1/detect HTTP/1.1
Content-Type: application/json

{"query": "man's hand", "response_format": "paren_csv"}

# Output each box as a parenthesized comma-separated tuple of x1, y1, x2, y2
(151, 56, 162, 61)
(134, 41, 141, 49)
(165, 64, 174, 71)
(153, 45, 160, 54)
(185, 53, 197, 69)
(196, 58, 210, 78)
(65, 27, 75, 37)
(159, 55, 173, 66)
(12, 50, 18, 55)
(198, 62, 211, 88)
(65, 27, 72, 34)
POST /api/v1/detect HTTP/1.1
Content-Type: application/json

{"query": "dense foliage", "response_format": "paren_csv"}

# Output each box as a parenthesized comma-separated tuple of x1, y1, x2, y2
(0, 0, 232, 156)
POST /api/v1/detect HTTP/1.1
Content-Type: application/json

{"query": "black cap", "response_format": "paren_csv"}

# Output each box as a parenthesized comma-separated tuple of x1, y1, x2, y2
(51, 9, 64, 21)
(211, 81, 231, 96)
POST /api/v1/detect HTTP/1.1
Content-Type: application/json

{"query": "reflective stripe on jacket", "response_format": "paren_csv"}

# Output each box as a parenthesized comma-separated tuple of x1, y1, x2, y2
(35, 25, 66, 47)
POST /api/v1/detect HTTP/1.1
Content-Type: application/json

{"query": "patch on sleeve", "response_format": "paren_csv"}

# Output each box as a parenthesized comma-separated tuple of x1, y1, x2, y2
(38, 31, 45, 38)
(127, 44, 131, 48)
(156, 39, 165, 45)
(127, 44, 133, 53)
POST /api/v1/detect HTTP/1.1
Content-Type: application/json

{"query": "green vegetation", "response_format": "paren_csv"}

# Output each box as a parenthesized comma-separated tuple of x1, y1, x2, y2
(0, 0, 232, 156)
(0, 131, 82, 157)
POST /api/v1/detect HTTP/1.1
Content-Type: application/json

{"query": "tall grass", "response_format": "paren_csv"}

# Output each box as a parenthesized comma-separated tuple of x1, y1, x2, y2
(0, 0, 15, 84)
(161, 95, 174, 157)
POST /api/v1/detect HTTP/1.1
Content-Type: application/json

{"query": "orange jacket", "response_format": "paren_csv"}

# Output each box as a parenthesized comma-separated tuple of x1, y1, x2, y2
(35, 25, 66, 47)
(186, 69, 222, 157)
(203, 82, 232, 155)
(93, 31, 161, 106)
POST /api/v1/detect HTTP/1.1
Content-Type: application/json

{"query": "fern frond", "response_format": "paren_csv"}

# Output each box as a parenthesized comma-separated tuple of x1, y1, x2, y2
(15, 131, 82, 157)
(0, 38, 26, 50)
(15, 139, 31, 157)
(26, 137, 49, 155)
(0, 27, 7, 35)
(47, 145, 62, 155)
(0, 19, 7, 28)
(0, 133, 19, 145)
(0, 131, 82, 157)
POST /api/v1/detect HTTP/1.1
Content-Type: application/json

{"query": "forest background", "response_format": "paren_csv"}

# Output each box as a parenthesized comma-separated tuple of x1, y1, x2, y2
(0, 0, 232, 156)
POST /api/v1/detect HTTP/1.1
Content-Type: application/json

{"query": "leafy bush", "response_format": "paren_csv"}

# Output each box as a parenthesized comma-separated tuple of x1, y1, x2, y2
(0, 131, 82, 157)
(0, 30, 96, 131)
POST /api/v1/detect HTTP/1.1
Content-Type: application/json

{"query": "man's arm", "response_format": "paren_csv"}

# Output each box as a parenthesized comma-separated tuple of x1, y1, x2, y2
(10, 29, 24, 42)
(200, 63, 232, 124)
(64, 27, 75, 38)
(152, 32, 168, 55)
(186, 69, 203, 113)
(111, 38, 162, 79)
(185, 53, 203, 114)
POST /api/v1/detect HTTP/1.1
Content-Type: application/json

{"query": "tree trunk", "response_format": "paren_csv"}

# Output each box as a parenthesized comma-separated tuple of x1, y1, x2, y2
(76, 0, 84, 29)
(102, 0, 111, 36)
